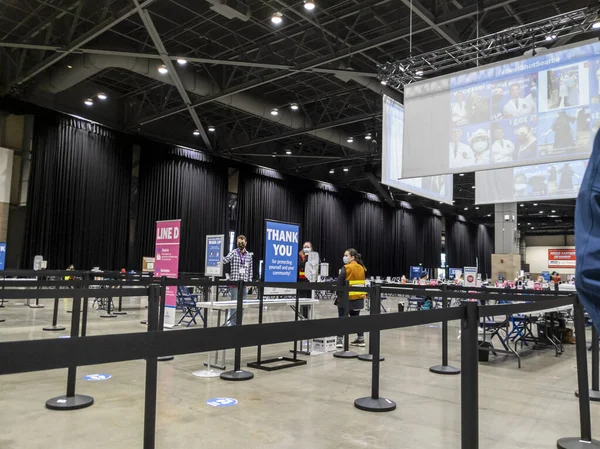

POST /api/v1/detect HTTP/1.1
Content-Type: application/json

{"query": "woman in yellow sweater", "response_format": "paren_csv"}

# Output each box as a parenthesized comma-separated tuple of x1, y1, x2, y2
(336, 248, 367, 348)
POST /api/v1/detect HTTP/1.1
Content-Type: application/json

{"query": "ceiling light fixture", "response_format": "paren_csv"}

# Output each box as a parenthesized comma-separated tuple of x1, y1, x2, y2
(304, 0, 316, 10)
(272, 152, 277, 158)
(285, 149, 292, 155)
(380, 80, 387, 86)
(290, 103, 299, 111)
(84, 98, 94, 106)
(158, 64, 168, 74)
(343, 167, 349, 172)
(539, 210, 544, 214)
(475, 206, 479, 210)
(365, 133, 372, 140)
(193, 129, 200, 136)
(176, 59, 187, 65)
(551, 210, 556, 213)
(97, 92, 107, 100)
(329, 169, 334, 174)
(208, 125, 215, 132)
(270, 108, 279, 116)
(471, 186, 475, 189)
(533, 203, 538, 206)
(545, 34, 557, 41)
(271, 12, 283, 24)
(531, 227, 535, 230)
(520, 203, 524, 207)
(415, 70, 424, 76)
(459, 173, 464, 176)
(347, 137, 354, 143)
(527, 223, 531, 225)
(67, 65, 73, 69)
(593, 21, 600, 30)
(464, 207, 468, 211)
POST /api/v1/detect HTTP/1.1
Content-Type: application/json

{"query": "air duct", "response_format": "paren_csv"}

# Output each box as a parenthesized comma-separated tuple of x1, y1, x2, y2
(37, 54, 369, 152)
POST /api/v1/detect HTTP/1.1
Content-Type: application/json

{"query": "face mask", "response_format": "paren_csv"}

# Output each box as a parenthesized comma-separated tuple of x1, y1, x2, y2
(473, 140, 488, 152)
(303, 248, 311, 254)
(237, 241, 246, 249)
(343, 256, 350, 264)
(515, 183, 527, 191)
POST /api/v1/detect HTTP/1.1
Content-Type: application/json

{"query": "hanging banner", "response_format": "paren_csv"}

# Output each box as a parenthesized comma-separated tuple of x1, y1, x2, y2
(205, 235, 224, 277)
(154, 219, 181, 327)
(548, 248, 576, 269)
(464, 266, 478, 287)
(264, 220, 299, 296)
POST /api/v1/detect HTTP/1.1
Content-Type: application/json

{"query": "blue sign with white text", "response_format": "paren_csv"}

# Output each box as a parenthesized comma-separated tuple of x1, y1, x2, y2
(0, 243, 6, 270)
(264, 221, 299, 283)
(542, 271, 551, 282)
(410, 266, 422, 280)
(205, 234, 224, 277)
(206, 397, 238, 407)
(449, 268, 461, 279)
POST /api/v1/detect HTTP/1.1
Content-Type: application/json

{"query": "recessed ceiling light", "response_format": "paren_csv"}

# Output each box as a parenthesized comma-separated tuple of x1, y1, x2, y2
(158, 64, 168, 74)
(365, 133, 372, 140)
(593, 22, 600, 30)
(533, 203, 538, 206)
(271, 12, 283, 24)
(176, 59, 187, 65)
(208, 125, 215, 132)
(471, 186, 475, 189)
(380, 80, 387, 85)
(464, 207, 468, 211)
(551, 210, 556, 213)
(67, 65, 73, 69)
(271, 108, 279, 116)
(520, 203, 524, 207)
(343, 167, 349, 172)
(407, 192, 412, 195)
(304, 0, 316, 11)
(439, 201, 443, 204)
(329, 169, 334, 174)
(531, 227, 535, 230)
(545, 34, 557, 41)
(527, 222, 531, 225)
(415, 70, 424, 76)
(475, 206, 479, 210)
(97, 92, 107, 100)
(487, 214, 491, 217)
(459, 173, 464, 176)
(285, 149, 292, 155)
(539, 210, 543, 214)
(347, 137, 354, 143)
(193, 129, 200, 136)
(84, 98, 94, 106)
(290, 103, 299, 111)
(272, 152, 277, 158)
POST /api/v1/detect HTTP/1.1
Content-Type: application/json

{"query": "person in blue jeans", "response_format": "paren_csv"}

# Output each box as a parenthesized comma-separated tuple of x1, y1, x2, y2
(223, 235, 253, 326)
(576, 129, 600, 333)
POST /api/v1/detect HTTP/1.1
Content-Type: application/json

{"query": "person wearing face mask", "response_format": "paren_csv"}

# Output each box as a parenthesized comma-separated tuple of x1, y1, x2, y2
(491, 126, 516, 162)
(468, 128, 490, 165)
(298, 242, 315, 318)
(335, 248, 367, 348)
(515, 124, 537, 160)
(223, 235, 253, 326)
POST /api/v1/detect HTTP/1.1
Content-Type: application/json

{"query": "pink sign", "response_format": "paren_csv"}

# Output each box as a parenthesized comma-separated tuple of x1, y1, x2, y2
(154, 219, 181, 327)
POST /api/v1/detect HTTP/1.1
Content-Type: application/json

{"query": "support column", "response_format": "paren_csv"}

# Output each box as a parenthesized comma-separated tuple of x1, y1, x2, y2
(491, 203, 521, 281)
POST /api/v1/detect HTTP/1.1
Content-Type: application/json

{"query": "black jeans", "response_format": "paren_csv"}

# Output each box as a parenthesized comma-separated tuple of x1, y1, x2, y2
(337, 307, 363, 338)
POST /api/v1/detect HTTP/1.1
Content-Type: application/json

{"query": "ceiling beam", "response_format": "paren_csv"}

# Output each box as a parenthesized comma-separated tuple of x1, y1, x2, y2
(8, 0, 159, 89)
(131, 0, 212, 151)
(365, 171, 395, 207)
(399, 0, 460, 45)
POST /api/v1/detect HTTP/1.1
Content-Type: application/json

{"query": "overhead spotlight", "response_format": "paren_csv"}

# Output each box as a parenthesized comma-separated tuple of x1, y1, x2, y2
(471, 185, 475, 189)
(97, 92, 107, 100)
(527, 222, 531, 225)
(67, 65, 73, 69)
(533, 203, 538, 206)
(271, 108, 279, 116)
(303, 0, 316, 11)
(208, 125, 215, 132)
(329, 169, 335, 174)
(193, 129, 200, 136)
(176, 59, 187, 65)
(551, 210, 556, 213)
(347, 137, 354, 143)
(531, 227, 535, 230)
(464, 207, 468, 211)
(272, 152, 277, 158)
(459, 173, 465, 176)
(158, 64, 168, 74)
(271, 12, 283, 24)
(380, 80, 387, 86)
(290, 103, 299, 111)
(593, 21, 600, 30)
(343, 167, 349, 172)
(285, 149, 292, 155)
(487, 214, 492, 217)
(475, 206, 480, 210)
(415, 70, 424, 76)
(539, 210, 544, 214)
(84, 98, 94, 106)
(365, 133, 372, 140)
(520, 203, 524, 207)
(545, 34, 557, 41)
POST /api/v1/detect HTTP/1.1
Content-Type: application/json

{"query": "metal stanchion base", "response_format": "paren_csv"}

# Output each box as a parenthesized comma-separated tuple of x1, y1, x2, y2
(100, 314, 117, 319)
(46, 394, 94, 411)
(574, 390, 600, 402)
(429, 365, 461, 375)
(43, 325, 66, 332)
(333, 350, 359, 359)
(158, 356, 174, 362)
(354, 397, 396, 412)
(28, 304, 44, 309)
(193, 369, 221, 378)
(557, 438, 600, 449)
(220, 370, 254, 381)
(140, 320, 148, 325)
(203, 361, 226, 370)
(0, 319, 5, 323)
(113, 311, 127, 315)
(357, 353, 385, 362)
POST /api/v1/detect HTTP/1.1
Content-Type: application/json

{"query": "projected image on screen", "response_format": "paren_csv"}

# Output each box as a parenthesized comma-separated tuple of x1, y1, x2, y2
(490, 74, 538, 120)
(476, 159, 588, 204)
(449, 124, 491, 168)
(538, 107, 590, 157)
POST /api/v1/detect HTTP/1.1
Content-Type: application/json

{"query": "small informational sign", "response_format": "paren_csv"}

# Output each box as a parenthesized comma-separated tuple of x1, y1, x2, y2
(0, 243, 6, 270)
(548, 248, 576, 269)
(142, 257, 155, 273)
(264, 220, 299, 296)
(464, 267, 478, 287)
(33, 255, 43, 271)
(410, 266, 422, 280)
(83, 374, 112, 381)
(449, 268, 461, 280)
(541, 271, 551, 282)
(154, 219, 181, 327)
(205, 235, 224, 277)
(206, 397, 238, 407)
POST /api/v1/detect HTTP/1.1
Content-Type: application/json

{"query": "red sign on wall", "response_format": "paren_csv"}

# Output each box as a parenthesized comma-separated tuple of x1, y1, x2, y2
(548, 248, 576, 269)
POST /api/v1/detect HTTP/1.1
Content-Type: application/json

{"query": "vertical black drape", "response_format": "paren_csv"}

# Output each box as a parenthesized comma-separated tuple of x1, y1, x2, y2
(236, 168, 303, 277)
(419, 213, 442, 270)
(476, 224, 494, 279)
(131, 143, 228, 272)
(23, 115, 132, 270)
(445, 217, 479, 270)
(349, 200, 389, 276)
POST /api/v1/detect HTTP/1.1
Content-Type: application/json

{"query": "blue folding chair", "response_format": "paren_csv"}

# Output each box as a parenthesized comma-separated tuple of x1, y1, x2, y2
(177, 286, 204, 327)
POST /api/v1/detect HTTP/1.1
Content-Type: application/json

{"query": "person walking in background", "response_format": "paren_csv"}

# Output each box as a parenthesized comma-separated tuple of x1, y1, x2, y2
(298, 241, 314, 318)
(336, 248, 367, 348)
(223, 235, 253, 326)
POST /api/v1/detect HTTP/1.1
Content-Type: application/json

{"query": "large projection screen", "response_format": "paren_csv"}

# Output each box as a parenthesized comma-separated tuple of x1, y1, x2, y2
(475, 159, 588, 204)
(382, 95, 453, 204)
(403, 39, 600, 178)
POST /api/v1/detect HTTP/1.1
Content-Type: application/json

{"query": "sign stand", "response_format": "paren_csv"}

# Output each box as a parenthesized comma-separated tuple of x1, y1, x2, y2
(193, 277, 221, 378)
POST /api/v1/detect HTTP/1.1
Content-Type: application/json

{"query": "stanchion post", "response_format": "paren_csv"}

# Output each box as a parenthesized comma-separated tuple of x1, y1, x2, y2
(293, 289, 299, 361)
(430, 286, 460, 375)
(256, 282, 264, 364)
(101, 278, 117, 318)
(81, 273, 89, 337)
(461, 300, 479, 449)
(334, 282, 359, 359)
(46, 284, 94, 411)
(576, 326, 600, 401)
(0, 277, 5, 322)
(358, 285, 384, 362)
(114, 277, 126, 315)
(193, 277, 220, 378)
(558, 296, 600, 449)
(157, 276, 173, 362)
(221, 280, 254, 381)
(143, 284, 160, 449)
(354, 285, 396, 412)
(43, 296, 66, 331)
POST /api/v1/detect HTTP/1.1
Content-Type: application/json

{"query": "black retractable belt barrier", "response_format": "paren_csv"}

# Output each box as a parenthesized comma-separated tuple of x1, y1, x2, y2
(46, 286, 94, 411)
(81, 273, 90, 337)
(143, 284, 160, 449)
(221, 280, 254, 381)
(100, 276, 117, 319)
(358, 284, 384, 362)
(113, 278, 126, 315)
(430, 285, 460, 375)
(157, 277, 174, 362)
(29, 276, 44, 308)
(576, 326, 600, 401)
(557, 296, 600, 449)
(461, 300, 479, 449)
(334, 282, 359, 359)
(354, 286, 396, 412)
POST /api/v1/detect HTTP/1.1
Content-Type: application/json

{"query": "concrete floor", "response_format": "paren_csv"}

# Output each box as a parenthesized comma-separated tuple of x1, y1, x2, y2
(0, 296, 595, 449)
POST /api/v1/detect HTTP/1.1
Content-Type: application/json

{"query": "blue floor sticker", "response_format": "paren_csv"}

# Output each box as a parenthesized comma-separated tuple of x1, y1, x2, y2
(83, 374, 111, 381)
(206, 398, 238, 407)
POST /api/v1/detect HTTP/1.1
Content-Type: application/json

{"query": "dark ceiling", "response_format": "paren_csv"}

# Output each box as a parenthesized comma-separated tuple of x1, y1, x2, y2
(0, 0, 595, 235)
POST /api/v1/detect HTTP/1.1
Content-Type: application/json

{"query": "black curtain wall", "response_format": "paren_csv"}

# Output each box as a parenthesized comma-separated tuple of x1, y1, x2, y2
(420, 212, 443, 270)
(23, 115, 132, 270)
(445, 217, 478, 270)
(131, 143, 228, 272)
(476, 224, 494, 279)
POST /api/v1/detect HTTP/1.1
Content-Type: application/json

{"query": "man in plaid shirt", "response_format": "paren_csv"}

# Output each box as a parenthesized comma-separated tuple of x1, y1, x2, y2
(223, 235, 253, 325)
